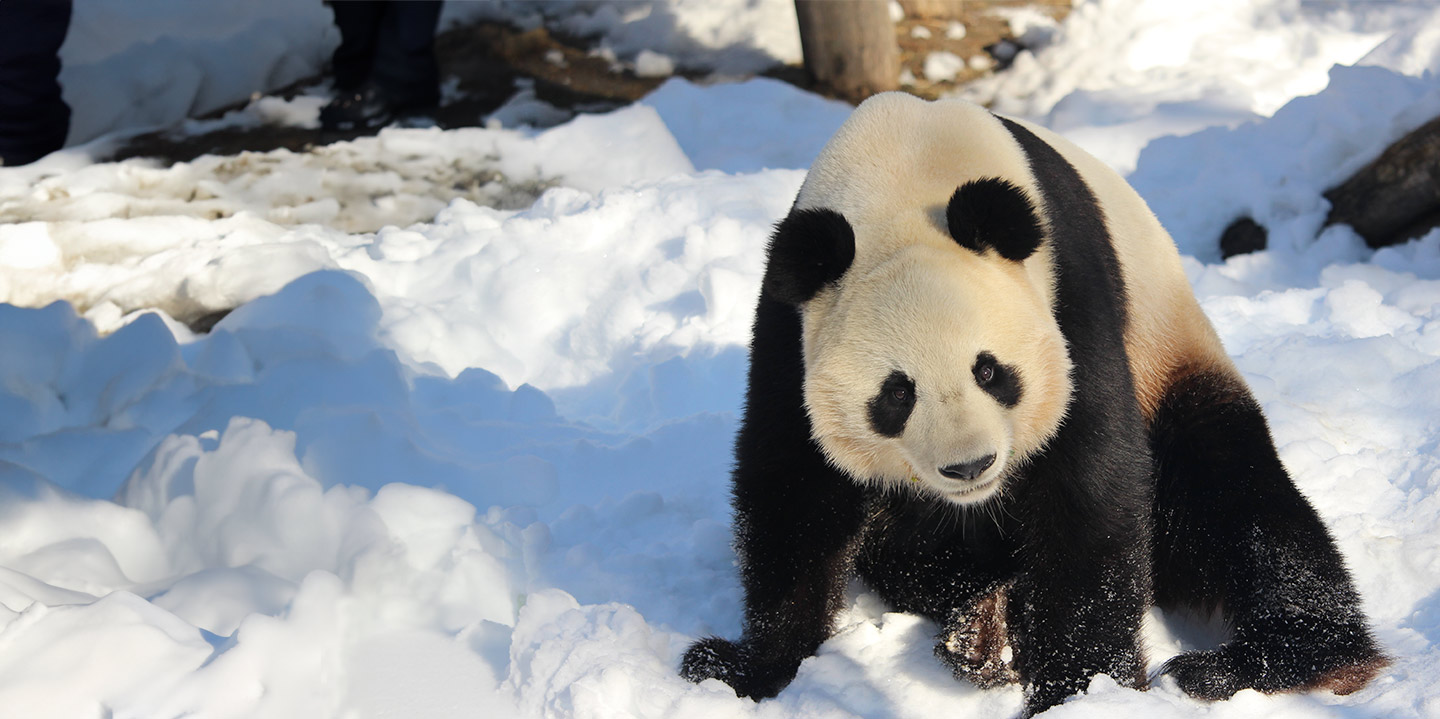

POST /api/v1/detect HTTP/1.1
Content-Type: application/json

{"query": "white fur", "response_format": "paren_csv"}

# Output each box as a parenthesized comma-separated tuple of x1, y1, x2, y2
(803, 243, 1070, 504)
(792, 93, 1230, 505)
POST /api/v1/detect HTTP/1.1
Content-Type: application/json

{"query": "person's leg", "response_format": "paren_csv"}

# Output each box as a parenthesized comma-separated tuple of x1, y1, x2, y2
(328, 0, 386, 92)
(372, 0, 443, 113)
(0, 0, 72, 166)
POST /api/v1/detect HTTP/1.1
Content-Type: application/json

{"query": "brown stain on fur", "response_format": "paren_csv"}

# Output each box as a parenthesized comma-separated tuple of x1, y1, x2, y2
(1296, 654, 1389, 696)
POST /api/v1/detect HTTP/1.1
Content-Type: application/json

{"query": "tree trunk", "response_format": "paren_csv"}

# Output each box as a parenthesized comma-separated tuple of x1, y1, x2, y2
(794, 0, 900, 104)
(1324, 116, 1440, 248)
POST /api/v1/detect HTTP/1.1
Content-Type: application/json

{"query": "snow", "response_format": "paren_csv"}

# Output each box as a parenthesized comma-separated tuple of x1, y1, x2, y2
(924, 51, 967, 83)
(57, 0, 335, 145)
(525, 0, 801, 77)
(634, 50, 677, 78)
(3, 1, 1440, 718)
(960, 0, 1440, 174)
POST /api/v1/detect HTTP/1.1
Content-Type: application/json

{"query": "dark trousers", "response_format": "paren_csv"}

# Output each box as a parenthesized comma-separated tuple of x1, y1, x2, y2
(330, 0, 443, 110)
(0, 0, 72, 166)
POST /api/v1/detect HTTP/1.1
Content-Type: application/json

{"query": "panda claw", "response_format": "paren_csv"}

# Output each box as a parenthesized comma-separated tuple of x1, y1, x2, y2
(1160, 649, 1244, 701)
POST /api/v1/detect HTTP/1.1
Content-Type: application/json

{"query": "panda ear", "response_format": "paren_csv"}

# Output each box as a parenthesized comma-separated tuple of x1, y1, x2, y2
(945, 178, 1044, 262)
(762, 208, 856, 305)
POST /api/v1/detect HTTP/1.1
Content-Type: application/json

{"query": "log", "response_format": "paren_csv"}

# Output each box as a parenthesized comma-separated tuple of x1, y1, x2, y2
(794, 0, 900, 103)
(1324, 116, 1440, 248)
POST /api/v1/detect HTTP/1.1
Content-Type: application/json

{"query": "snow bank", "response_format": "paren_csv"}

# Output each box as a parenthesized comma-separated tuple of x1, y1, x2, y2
(2, 416, 526, 719)
(0, 267, 734, 715)
(640, 77, 852, 174)
(59, 0, 337, 145)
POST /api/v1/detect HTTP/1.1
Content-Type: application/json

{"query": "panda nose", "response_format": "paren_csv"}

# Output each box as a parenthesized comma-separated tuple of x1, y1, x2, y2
(939, 454, 996, 481)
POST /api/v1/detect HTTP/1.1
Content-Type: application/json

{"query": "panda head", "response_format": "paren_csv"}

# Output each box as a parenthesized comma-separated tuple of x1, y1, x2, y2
(764, 178, 1073, 506)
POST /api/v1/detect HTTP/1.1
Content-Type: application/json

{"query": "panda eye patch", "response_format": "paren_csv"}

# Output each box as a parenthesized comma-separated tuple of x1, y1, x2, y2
(869, 371, 917, 437)
(973, 352, 1022, 408)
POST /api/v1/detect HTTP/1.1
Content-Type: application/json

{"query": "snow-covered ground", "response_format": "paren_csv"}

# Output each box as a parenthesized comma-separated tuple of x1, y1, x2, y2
(4, 0, 1440, 717)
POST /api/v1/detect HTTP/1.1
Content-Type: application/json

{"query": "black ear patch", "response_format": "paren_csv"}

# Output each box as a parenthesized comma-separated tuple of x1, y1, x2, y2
(946, 178, 1044, 262)
(761, 208, 856, 305)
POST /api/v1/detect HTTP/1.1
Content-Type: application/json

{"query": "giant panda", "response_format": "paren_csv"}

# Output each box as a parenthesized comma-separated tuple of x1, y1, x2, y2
(680, 93, 1386, 716)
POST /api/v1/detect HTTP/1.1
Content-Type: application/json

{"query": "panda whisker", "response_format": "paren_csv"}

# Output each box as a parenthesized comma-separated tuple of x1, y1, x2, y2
(988, 498, 1012, 536)
(930, 495, 959, 535)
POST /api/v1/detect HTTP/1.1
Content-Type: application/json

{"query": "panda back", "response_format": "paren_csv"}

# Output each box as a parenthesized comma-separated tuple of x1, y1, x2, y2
(1007, 117, 1235, 419)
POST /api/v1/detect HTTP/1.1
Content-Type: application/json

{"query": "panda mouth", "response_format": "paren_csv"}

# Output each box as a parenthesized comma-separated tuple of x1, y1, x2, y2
(930, 467, 1005, 503)
(944, 475, 998, 498)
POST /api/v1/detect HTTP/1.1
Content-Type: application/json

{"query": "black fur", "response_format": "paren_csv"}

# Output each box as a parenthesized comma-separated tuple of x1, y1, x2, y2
(681, 114, 1383, 716)
(679, 289, 869, 700)
(946, 178, 1045, 261)
(761, 208, 856, 306)
(1149, 369, 1385, 699)
(867, 371, 916, 437)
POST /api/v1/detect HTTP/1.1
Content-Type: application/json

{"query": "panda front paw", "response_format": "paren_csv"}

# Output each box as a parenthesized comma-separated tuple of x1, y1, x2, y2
(680, 637, 745, 688)
(680, 636, 797, 699)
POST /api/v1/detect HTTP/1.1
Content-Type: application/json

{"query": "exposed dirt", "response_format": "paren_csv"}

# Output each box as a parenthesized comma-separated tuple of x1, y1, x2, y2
(113, 2, 1068, 166)
(895, 0, 1069, 98)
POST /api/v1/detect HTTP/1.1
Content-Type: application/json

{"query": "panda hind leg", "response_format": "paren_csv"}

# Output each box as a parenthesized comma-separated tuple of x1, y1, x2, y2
(1148, 369, 1387, 700)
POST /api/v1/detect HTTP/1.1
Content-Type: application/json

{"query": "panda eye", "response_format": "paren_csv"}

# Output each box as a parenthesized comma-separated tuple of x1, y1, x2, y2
(976, 362, 996, 385)
(890, 386, 909, 402)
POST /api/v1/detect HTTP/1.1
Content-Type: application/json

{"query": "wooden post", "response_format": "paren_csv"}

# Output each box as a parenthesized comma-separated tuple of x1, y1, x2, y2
(794, 0, 900, 103)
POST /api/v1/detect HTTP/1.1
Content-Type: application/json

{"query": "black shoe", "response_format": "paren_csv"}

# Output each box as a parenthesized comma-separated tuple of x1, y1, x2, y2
(320, 83, 394, 132)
